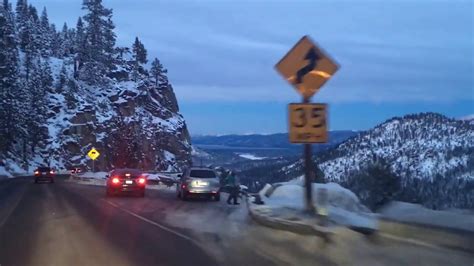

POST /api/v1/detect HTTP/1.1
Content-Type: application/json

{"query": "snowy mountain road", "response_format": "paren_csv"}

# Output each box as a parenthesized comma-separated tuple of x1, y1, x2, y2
(0, 177, 220, 266)
(0, 177, 472, 266)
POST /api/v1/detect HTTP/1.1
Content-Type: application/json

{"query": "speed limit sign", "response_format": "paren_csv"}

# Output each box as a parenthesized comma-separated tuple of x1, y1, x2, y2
(288, 103, 328, 143)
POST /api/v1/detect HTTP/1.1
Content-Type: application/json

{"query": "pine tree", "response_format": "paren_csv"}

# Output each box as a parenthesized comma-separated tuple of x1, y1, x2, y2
(20, 5, 42, 81)
(131, 37, 147, 81)
(39, 7, 52, 57)
(28, 4, 38, 22)
(50, 23, 64, 58)
(102, 15, 116, 65)
(132, 37, 147, 64)
(15, 0, 28, 40)
(22, 23, 34, 81)
(150, 58, 168, 88)
(59, 23, 69, 56)
(2, 0, 12, 15)
(40, 7, 49, 30)
(74, 17, 85, 77)
(40, 58, 53, 93)
(27, 58, 49, 153)
(0, 1, 20, 153)
(17, 1, 29, 51)
(67, 27, 76, 54)
(80, 0, 116, 84)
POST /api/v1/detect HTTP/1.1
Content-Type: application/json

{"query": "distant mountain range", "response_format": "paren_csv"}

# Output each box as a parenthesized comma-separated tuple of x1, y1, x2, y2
(192, 131, 358, 150)
(242, 113, 474, 209)
(190, 131, 358, 172)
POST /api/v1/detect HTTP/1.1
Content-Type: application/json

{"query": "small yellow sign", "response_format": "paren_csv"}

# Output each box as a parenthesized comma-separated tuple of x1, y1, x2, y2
(87, 148, 100, 160)
(276, 36, 339, 99)
(288, 103, 328, 143)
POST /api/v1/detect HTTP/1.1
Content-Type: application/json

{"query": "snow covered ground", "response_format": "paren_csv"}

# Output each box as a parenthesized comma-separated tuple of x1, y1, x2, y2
(0, 159, 29, 178)
(0, 166, 10, 178)
(379, 201, 474, 232)
(64, 173, 473, 265)
(0, 159, 70, 178)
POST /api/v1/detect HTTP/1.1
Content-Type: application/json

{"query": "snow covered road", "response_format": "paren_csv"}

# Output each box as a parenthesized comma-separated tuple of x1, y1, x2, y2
(0, 177, 472, 266)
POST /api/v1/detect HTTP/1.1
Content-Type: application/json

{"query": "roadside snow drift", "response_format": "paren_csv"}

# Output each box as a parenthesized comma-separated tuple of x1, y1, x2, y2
(260, 182, 378, 230)
(379, 201, 474, 232)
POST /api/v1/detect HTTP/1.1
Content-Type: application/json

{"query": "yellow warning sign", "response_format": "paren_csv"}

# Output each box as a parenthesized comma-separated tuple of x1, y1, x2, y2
(276, 36, 339, 99)
(87, 148, 100, 160)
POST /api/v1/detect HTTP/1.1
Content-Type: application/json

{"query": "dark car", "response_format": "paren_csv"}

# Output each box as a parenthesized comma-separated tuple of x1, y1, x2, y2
(106, 168, 147, 197)
(34, 166, 55, 183)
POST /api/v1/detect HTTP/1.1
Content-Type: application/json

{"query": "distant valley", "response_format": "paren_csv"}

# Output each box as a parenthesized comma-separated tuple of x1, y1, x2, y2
(190, 131, 358, 170)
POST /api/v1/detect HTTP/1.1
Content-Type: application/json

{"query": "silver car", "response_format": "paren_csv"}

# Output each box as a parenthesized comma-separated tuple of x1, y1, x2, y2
(176, 168, 221, 201)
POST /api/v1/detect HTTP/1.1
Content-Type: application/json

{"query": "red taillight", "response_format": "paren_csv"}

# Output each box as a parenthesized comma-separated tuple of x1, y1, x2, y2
(112, 177, 120, 184)
(49, 170, 55, 174)
(138, 178, 146, 185)
(34, 171, 39, 175)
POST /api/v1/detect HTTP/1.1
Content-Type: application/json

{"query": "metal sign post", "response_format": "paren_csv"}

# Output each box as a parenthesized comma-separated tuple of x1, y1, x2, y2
(302, 96, 313, 213)
(275, 35, 339, 214)
(87, 147, 100, 173)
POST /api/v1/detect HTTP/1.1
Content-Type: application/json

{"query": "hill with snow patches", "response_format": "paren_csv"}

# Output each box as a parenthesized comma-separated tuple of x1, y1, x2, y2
(0, 0, 191, 176)
(318, 113, 473, 182)
(259, 113, 474, 209)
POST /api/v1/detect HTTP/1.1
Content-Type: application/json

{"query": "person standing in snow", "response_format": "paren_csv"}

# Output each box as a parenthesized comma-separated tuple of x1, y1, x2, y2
(226, 170, 240, 205)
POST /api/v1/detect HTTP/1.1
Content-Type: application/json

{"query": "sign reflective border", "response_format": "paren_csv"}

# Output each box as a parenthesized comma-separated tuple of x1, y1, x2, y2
(275, 36, 339, 99)
(288, 103, 328, 143)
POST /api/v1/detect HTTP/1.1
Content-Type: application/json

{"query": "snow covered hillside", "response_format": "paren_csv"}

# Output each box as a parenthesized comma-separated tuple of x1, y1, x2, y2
(278, 113, 474, 209)
(0, 0, 191, 175)
(318, 113, 473, 182)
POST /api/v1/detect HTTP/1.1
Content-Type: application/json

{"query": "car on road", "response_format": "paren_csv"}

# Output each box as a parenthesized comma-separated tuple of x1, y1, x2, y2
(34, 166, 55, 183)
(106, 168, 147, 197)
(176, 167, 221, 201)
(69, 167, 82, 175)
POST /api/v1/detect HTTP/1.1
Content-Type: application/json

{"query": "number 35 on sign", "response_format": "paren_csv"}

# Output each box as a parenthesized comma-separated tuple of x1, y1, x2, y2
(288, 103, 328, 143)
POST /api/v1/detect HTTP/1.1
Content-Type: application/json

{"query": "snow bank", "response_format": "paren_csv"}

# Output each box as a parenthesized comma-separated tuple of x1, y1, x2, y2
(145, 173, 177, 181)
(146, 173, 162, 181)
(379, 201, 474, 232)
(0, 159, 30, 177)
(262, 182, 377, 230)
(0, 166, 11, 178)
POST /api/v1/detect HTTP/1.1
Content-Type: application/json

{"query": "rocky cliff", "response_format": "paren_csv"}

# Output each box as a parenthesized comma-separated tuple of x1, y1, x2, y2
(0, 0, 191, 175)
